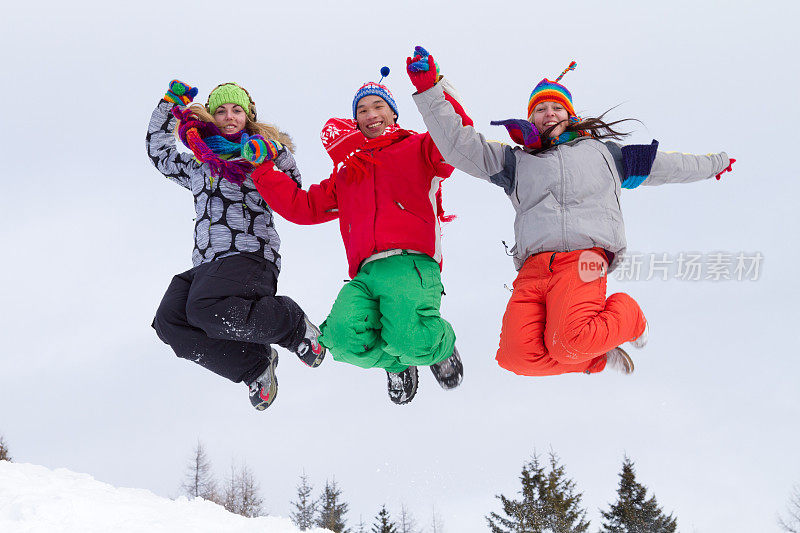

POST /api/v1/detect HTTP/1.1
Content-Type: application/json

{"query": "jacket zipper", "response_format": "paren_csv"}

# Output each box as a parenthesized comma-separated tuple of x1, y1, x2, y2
(369, 149, 378, 252)
(557, 146, 568, 250)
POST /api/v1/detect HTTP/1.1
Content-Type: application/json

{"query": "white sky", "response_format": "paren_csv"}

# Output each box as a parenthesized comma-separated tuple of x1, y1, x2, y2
(1, 1, 798, 531)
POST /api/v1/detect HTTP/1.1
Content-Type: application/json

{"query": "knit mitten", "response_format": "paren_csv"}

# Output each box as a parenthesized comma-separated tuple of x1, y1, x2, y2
(406, 46, 441, 93)
(164, 80, 198, 106)
(242, 136, 282, 165)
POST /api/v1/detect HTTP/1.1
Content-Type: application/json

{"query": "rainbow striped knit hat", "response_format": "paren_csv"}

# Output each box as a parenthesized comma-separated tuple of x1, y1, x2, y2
(527, 61, 577, 119)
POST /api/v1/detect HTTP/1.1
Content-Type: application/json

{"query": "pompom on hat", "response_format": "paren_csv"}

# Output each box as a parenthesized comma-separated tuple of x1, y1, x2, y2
(352, 66, 398, 120)
(527, 61, 577, 119)
(206, 82, 257, 121)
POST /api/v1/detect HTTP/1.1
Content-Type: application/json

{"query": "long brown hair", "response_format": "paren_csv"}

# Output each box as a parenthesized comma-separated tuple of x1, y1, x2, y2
(534, 108, 640, 152)
(175, 103, 296, 153)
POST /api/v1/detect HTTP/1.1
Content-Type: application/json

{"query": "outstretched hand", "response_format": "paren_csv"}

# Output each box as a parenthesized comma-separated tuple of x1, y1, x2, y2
(242, 136, 302, 186)
(406, 46, 440, 93)
(716, 157, 736, 180)
(164, 80, 198, 106)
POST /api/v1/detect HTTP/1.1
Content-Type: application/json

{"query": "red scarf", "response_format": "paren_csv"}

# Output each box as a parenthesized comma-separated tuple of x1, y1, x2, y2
(319, 118, 453, 222)
(321, 118, 413, 182)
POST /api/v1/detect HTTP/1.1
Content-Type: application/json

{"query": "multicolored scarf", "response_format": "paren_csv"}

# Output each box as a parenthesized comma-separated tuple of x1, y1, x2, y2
(172, 107, 258, 186)
(490, 117, 589, 150)
(319, 118, 454, 222)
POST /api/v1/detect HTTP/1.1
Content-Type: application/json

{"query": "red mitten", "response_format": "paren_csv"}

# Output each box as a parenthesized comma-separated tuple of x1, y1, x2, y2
(406, 54, 438, 93)
(716, 158, 736, 180)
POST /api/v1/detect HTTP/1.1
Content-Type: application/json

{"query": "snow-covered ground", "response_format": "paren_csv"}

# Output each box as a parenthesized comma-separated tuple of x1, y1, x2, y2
(0, 461, 331, 533)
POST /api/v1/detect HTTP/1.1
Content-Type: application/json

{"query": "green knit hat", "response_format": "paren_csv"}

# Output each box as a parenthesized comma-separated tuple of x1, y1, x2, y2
(206, 83, 257, 120)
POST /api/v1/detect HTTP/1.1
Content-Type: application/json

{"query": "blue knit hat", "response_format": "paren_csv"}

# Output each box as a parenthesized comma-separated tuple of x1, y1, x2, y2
(352, 67, 398, 120)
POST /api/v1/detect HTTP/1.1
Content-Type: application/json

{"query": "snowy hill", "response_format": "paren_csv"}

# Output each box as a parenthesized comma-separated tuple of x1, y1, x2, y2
(0, 461, 331, 533)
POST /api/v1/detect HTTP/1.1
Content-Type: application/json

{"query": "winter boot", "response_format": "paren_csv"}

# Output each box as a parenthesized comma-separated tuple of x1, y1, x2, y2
(294, 316, 326, 368)
(629, 321, 649, 349)
(248, 348, 279, 411)
(604, 347, 634, 374)
(430, 346, 463, 390)
(386, 366, 419, 405)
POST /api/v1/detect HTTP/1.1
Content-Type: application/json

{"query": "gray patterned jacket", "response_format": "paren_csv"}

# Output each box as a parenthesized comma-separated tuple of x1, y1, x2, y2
(146, 100, 282, 269)
(414, 82, 730, 272)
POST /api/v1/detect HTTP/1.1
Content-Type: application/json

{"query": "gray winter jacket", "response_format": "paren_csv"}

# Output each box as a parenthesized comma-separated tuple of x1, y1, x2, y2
(413, 82, 730, 272)
(146, 100, 282, 269)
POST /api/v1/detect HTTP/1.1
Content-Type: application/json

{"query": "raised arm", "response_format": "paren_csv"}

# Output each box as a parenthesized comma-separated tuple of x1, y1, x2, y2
(409, 51, 516, 195)
(145, 81, 205, 190)
(421, 81, 476, 177)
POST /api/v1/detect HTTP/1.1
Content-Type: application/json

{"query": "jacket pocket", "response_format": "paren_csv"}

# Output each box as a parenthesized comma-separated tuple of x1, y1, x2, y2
(395, 201, 432, 225)
(412, 258, 441, 290)
(206, 254, 264, 287)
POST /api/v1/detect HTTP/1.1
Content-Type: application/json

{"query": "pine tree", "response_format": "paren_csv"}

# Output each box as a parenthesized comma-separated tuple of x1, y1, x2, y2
(486, 451, 589, 533)
(236, 463, 264, 518)
(354, 515, 368, 533)
(397, 503, 419, 533)
(316, 478, 350, 532)
(372, 505, 398, 533)
(778, 484, 800, 533)
(542, 452, 590, 533)
(431, 504, 445, 533)
(291, 471, 316, 530)
(181, 440, 218, 502)
(222, 461, 264, 518)
(0, 435, 11, 462)
(599, 456, 677, 533)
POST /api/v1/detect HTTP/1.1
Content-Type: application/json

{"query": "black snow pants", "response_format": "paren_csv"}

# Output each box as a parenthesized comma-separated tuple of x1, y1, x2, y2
(152, 253, 305, 384)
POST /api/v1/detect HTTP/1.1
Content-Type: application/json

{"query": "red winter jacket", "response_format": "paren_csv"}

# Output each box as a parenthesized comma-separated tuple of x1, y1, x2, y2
(252, 133, 454, 279)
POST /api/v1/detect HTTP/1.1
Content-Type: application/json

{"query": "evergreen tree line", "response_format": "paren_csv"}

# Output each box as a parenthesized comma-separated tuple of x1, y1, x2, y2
(179, 441, 676, 532)
(171, 438, 799, 532)
(3, 433, 800, 530)
(180, 440, 443, 532)
(180, 440, 264, 517)
(289, 471, 443, 533)
(487, 451, 676, 533)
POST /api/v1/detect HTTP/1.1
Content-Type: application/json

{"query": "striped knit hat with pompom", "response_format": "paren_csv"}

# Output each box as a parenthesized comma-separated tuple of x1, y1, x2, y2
(527, 61, 577, 119)
(352, 67, 398, 120)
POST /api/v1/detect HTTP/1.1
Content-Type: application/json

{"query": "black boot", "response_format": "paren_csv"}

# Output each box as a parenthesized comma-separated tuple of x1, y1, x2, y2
(430, 346, 463, 390)
(386, 366, 419, 405)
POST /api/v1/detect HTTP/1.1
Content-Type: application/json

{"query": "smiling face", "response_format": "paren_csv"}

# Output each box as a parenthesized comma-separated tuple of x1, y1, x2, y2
(530, 101, 570, 138)
(355, 95, 396, 139)
(212, 103, 248, 136)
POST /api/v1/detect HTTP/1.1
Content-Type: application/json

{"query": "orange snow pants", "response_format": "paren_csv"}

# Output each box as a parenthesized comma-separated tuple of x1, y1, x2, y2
(496, 249, 647, 376)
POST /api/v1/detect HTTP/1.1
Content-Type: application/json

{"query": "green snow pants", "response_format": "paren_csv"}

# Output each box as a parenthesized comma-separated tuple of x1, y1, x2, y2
(319, 253, 456, 373)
